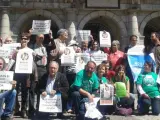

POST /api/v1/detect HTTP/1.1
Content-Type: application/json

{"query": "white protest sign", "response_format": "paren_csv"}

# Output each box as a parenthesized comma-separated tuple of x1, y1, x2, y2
(61, 47, 75, 66)
(0, 71, 14, 90)
(100, 84, 114, 105)
(15, 49, 33, 73)
(0, 47, 11, 63)
(91, 53, 107, 65)
(39, 94, 62, 113)
(127, 45, 144, 55)
(31, 20, 51, 35)
(99, 31, 111, 47)
(76, 30, 91, 42)
(3, 43, 21, 51)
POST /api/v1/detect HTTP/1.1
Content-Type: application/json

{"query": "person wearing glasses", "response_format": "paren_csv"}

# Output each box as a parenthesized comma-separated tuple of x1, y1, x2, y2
(71, 61, 99, 120)
(14, 33, 38, 118)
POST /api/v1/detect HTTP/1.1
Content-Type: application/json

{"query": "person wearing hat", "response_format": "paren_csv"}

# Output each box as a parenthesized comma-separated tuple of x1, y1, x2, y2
(108, 40, 125, 71)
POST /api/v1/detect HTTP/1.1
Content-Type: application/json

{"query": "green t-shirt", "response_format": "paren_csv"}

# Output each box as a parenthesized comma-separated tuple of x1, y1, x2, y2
(111, 76, 129, 98)
(72, 70, 99, 93)
(98, 76, 108, 84)
(136, 72, 160, 98)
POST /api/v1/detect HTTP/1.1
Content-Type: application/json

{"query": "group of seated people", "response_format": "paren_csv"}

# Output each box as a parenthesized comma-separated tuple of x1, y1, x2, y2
(0, 29, 159, 120)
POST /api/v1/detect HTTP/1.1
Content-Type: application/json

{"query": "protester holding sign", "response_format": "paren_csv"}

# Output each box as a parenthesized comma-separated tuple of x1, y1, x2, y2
(31, 34, 47, 79)
(111, 65, 135, 111)
(37, 61, 69, 118)
(49, 29, 68, 72)
(0, 57, 17, 120)
(14, 33, 38, 118)
(136, 61, 160, 115)
(71, 61, 99, 120)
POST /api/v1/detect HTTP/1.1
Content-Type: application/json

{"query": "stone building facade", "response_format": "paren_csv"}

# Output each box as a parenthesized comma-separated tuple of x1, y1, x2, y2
(0, 0, 160, 49)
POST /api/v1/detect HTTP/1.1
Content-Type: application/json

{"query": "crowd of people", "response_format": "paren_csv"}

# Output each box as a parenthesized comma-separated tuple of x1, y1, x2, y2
(0, 29, 159, 120)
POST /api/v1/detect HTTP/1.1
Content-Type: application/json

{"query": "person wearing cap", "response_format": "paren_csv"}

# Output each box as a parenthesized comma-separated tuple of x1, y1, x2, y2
(49, 29, 68, 72)
(108, 40, 125, 71)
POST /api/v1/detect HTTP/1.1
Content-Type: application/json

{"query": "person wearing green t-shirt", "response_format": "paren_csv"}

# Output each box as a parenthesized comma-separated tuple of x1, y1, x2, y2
(136, 61, 160, 115)
(111, 65, 135, 109)
(72, 61, 99, 120)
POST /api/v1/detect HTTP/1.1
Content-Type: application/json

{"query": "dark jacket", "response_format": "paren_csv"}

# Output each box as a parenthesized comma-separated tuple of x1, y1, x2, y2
(38, 72, 69, 98)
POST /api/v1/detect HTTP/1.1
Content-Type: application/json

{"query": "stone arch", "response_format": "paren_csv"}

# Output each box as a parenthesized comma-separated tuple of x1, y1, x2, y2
(11, 9, 63, 34)
(140, 11, 160, 35)
(78, 11, 127, 37)
(77, 11, 127, 49)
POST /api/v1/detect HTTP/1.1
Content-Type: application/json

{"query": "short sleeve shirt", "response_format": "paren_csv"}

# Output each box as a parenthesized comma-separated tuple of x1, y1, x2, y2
(136, 72, 160, 98)
(108, 50, 125, 70)
(72, 69, 99, 93)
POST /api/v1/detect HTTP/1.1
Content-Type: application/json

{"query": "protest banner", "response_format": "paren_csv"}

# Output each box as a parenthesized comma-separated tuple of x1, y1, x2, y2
(0, 71, 14, 90)
(0, 47, 11, 63)
(39, 94, 62, 113)
(31, 20, 51, 35)
(99, 31, 111, 47)
(100, 84, 114, 105)
(76, 30, 91, 43)
(91, 53, 107, 65)
(15, 49, 33, 73)
(127, 45, 155, 81)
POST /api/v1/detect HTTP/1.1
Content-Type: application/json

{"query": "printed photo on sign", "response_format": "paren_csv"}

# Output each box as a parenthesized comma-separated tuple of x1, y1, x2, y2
(15, 50, 33, 73)
(61, 47, 75, 66)
(31, 20, 51, 35)
(100, 84, 114, 105)
(0, 71, 14, 90)
(99, 31, 111, 47)
(76, 30, 91, 43)
(39, 94, 62, 113)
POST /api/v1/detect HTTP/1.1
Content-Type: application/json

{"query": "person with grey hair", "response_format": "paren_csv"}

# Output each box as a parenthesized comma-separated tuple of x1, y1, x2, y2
(37, 61, 69, 118)
(108, 40, 125, 71)
(49, 29, 68, 72)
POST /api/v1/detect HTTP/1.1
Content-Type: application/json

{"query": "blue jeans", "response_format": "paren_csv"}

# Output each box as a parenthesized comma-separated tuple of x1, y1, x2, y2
(138, 97, 160, 115)
(0, 89, 16, 117)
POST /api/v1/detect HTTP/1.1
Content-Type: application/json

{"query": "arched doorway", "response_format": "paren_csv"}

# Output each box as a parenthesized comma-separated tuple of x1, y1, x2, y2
(19, 15, 59, 45)
(11, 10, 63, 42)
(83, 16, 120, 42)
(78, 11, 127, 49)
(143, 17, 160, 49)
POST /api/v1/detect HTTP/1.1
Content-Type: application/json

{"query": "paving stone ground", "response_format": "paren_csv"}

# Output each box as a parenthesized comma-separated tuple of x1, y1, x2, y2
(13, 113, 160, 120)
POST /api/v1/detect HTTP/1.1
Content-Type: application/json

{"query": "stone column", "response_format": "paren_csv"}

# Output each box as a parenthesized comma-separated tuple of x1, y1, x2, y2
(128, 11, 144, 45)
(66, 9, 77, 43)
(0, 8, 10, 39)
